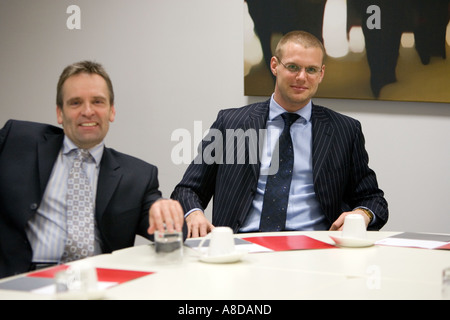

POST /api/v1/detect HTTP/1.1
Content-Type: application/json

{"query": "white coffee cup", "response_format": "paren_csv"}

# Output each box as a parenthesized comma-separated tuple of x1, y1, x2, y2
(342, 214, 367, 239)
(198, 227, 235, 256)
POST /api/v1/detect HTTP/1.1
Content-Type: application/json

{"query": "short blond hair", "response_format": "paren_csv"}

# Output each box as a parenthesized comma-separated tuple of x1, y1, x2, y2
(275, 31, 326, 63)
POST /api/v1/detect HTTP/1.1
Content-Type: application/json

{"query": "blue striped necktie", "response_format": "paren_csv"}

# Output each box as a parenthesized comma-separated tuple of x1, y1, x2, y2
(259, 112, 300, 232)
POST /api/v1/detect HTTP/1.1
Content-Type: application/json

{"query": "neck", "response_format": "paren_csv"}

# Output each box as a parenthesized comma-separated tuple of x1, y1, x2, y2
(273, 93, 310, 113)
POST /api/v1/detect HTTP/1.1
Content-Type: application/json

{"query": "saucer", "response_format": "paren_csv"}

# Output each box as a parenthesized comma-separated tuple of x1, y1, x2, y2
(199, 251, 246, 264)
(329, 235, 375, 248)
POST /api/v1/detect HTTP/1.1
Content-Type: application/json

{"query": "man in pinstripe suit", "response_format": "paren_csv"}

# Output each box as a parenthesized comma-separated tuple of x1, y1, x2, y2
(171, 31, 388, 238)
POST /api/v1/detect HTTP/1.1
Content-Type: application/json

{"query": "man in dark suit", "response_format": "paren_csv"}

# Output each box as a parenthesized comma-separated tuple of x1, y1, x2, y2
(0, 61, 185, 278)
(171, 31, 388, 238)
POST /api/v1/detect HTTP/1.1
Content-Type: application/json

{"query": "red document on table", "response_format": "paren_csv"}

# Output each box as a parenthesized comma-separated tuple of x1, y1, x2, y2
(242, 235, 336, 251)
(27, 265, 153, 284)
(437, 243, 450, 250)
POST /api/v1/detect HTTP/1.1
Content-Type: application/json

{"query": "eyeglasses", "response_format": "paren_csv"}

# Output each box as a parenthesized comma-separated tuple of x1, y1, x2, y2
(276, 57, 322, 76)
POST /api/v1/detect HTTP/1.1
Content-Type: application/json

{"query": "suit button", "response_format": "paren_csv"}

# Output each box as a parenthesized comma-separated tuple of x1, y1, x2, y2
(30, 203, 38, 210)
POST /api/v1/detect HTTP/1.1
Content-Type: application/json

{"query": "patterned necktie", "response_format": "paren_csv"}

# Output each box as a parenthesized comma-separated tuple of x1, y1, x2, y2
(61, 149, 95, 263)
(259, 112, 300, 232)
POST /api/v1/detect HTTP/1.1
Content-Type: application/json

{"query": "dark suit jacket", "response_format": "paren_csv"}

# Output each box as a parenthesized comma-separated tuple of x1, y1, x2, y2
(171, 100, 388, 232)
(0, 120, 180, 278)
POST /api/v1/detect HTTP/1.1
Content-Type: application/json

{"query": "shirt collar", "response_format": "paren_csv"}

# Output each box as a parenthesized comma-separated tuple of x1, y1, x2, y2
(269, 94, 312, 123)
(62, 136, 104, 167)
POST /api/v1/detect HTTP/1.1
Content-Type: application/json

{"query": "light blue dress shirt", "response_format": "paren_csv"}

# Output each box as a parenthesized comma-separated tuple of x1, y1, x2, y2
(25, 136, 104, 263)
(239, 96, 328, 232)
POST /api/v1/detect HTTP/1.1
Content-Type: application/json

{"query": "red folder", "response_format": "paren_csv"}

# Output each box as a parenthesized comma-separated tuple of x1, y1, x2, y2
(437, 243, 450, 250)
(27, 265, 153, 284)
(243, 235, 336, 251)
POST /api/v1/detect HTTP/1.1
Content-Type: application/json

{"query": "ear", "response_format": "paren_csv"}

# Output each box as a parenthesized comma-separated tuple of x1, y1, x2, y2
(56, 105, 63, 125)
(109, 105, 116, 123)
(270, 56, 278, 77)
(318, 65, 325, 83)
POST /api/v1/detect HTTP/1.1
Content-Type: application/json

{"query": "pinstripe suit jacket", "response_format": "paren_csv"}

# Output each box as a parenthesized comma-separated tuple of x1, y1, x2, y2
(171, 99, 388, 232)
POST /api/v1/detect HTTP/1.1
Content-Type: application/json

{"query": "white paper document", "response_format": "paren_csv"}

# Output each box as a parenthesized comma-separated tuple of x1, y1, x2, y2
(375, 232, 450, 249)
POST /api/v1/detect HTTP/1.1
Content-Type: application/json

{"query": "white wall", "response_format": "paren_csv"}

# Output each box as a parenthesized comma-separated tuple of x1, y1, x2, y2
(1, 0, 449, 234)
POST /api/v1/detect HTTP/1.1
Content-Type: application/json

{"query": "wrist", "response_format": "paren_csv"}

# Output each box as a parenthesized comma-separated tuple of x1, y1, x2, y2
(354, 208, 373, 224)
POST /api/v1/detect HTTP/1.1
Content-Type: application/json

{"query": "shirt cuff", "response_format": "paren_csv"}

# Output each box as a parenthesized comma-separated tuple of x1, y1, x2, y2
(184, 208, 204, 218)
(354, 206, 376, 226)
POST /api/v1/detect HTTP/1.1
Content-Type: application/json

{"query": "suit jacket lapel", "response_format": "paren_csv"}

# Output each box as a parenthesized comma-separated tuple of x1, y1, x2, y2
(37, 132, 64, 197)
(311, 104, 334, 183)
(36, 131, 122, 221)
(96, 148, 122, 220)
(243, 100, 269, 179)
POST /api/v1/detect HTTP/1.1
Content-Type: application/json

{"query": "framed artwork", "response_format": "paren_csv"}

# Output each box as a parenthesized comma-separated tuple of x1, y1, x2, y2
(244, 0, 450, 103)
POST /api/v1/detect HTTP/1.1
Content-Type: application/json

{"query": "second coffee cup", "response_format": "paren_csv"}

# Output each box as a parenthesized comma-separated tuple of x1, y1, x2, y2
(342, 214, 367, 239)
(198, 227, 235, 256)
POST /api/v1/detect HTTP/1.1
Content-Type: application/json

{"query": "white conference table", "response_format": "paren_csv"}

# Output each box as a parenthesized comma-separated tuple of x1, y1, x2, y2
(0, 231, 449, 300)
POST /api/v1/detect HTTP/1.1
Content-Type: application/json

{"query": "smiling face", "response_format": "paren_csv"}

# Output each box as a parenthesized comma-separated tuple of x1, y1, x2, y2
(271, 41, 325, 112)
(56, 72, 116, 149)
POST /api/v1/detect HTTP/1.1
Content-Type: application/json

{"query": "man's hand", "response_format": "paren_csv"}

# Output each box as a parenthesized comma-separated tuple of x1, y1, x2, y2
(329, 209, 370, 231)
(185, 210, 214, 238)
(147, 199, 184, 235)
